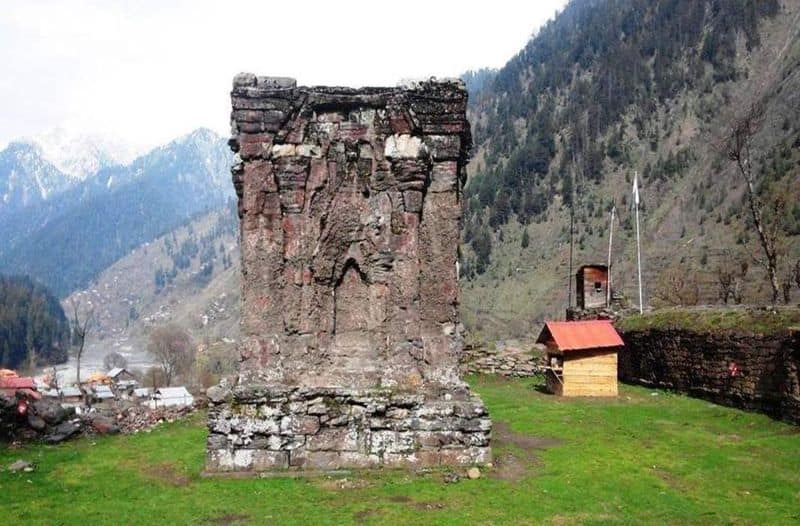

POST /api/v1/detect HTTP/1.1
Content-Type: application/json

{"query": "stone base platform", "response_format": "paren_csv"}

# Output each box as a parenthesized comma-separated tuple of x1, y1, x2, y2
(205, 384, 491, 473)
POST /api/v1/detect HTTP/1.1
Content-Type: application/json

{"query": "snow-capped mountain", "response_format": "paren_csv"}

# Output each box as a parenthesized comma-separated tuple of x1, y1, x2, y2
(28, 127, 139, 180)
(0, 127, 143, 216)
(0, 141, 71, 215)
(0, 127, 233, 296)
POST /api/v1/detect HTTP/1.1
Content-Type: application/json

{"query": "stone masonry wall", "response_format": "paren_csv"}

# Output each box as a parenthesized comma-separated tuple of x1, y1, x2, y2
(460, 343, 544, 377)
(207, 74, 491, 472)
(619, 328, 800, 425)
(207, 385, 490, 471)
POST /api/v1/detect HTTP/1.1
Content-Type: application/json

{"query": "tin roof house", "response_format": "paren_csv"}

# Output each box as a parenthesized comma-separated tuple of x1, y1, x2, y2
(92, 384, 115, 403)
(107, 367, 139, 392)
(147, 386, 194, 409)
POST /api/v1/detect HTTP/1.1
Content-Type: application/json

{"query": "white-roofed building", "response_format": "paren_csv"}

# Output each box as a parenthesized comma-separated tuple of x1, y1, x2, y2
(92, 384, 115, 402)
(147, 386, 194, 408)
(133, 387, 153, 399)
(48, 386, 84, 407)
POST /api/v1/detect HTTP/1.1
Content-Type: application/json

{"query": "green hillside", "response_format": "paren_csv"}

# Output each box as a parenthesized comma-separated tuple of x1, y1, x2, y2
(461, 0, 800, 338)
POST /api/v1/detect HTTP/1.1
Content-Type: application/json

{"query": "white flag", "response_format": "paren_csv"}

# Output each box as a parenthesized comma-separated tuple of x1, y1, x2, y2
(632, 172, 640, 207)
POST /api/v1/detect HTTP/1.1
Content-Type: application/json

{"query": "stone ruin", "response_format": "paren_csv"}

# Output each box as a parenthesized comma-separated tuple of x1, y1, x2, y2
(206, 74, 491, 472)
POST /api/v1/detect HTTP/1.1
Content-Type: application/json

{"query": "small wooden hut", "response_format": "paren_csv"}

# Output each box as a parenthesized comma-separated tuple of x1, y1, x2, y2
(536, 320, 623, 397)
(575, 265, 609, 310)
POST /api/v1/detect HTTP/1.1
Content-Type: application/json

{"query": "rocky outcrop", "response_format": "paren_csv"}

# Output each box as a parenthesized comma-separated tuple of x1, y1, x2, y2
(619, 328, 800, 425)
(207, 75, 491, 473)
(1, 394, 81, 443)
(1, 393, 198, 443)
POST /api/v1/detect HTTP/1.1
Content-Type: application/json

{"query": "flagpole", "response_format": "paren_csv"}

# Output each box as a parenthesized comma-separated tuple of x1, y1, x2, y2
(567, 166, 575, 313)
(634, 173, 643, 314)
(606, 206, 615, 308)
(568, 201, 574, 310)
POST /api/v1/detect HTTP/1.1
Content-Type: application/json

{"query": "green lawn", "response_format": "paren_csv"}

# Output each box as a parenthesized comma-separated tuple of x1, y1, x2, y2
(2, 377, 799, 525)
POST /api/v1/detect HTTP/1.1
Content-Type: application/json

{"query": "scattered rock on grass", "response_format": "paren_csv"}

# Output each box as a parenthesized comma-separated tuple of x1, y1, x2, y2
(467, 467, 481, 480)
(32, 398, 71, 425)
(44, 420, 82, 444)
(89, 414, 120, 435)
(27, 414, 47, 432)
(7, 459, 34, 472)
(443, 471, 460, 484)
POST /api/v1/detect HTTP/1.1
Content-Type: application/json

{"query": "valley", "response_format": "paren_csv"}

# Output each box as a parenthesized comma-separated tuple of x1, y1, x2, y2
(1, 0, 799, 370)
(1, 1, 800, 523)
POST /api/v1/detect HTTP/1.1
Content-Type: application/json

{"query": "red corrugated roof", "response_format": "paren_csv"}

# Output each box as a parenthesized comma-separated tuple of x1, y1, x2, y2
(537, 320, 624, 351)
(0, 377, 36, 389)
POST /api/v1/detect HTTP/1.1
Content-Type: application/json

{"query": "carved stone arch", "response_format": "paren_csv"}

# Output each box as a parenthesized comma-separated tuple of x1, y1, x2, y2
(333, 257, 369, 334)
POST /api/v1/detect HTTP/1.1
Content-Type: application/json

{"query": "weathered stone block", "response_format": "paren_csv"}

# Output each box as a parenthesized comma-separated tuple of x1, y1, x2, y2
(423, 135, 461, 160)
(206, 448, 289, 472)
(306, 427, 361, 451)
(280, 415, 320, 436)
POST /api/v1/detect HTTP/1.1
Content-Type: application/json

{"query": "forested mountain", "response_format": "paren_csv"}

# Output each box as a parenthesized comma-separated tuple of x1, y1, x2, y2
(4, 0, 800, 349)
(461, 0, 800, 337)
(0, 128, 233, 297)
(0, 142, 75, 218)
(460, 68, 497, 98)
(0, 275, 70, 369)
(0, 130, 132, 220)
(64, 205, 241, 365)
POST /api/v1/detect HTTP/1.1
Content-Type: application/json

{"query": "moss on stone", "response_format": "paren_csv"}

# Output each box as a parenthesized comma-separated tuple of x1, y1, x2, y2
(617, 306, 800, 335)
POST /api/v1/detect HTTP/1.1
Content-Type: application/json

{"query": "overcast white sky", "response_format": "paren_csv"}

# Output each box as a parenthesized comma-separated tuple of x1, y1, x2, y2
(0, 0, 567, 151)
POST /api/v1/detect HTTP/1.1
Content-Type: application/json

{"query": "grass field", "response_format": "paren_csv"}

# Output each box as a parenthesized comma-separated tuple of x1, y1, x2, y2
(2, 377, 799, 525)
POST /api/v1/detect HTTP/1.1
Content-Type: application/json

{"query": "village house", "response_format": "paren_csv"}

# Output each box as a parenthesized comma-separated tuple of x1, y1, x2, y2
(92, 384, 115, 404)
(132, 387, 153, 400)
(107, 367, 139, 393)
(147, 386, 194, 409)
(47, 386, 84, 407)
(537, 320, 624, 397)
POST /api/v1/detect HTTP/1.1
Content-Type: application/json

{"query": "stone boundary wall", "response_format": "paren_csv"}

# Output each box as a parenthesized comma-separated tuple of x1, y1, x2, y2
(460, 344, 544, 377)
(619, 328, 800, 425)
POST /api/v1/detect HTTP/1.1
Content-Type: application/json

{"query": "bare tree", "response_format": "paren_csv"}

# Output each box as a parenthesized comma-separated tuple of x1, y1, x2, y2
(794, 259, 800, 290)
(147, 325, 194, 386)
(716, 253, 748, 305)
(68, 298, 94, 392)
(653, 263, 700, 307)
(103, 351, 128, 371)
(46, 366, 61, 390)
(721, 102, 782, 303)
(780, 258, 800, 305)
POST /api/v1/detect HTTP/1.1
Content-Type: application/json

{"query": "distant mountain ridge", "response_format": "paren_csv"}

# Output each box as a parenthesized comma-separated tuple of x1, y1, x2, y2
(0, 127, 141, 219)
(27, 127, 138, 180)
(0, 127, 233, 297)
(0, 141, 71, 216)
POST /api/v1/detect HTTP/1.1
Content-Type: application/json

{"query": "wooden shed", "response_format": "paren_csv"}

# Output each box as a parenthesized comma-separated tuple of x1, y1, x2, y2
(575, 265, 609, 310)
(536, 320, 623, 397)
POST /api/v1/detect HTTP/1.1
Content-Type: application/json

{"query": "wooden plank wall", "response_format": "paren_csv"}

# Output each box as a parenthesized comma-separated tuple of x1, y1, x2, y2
(562, 350, 618, 397)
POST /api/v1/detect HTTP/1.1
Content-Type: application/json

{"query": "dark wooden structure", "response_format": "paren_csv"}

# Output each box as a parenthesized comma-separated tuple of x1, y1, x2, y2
(576, 265, 609, 310)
